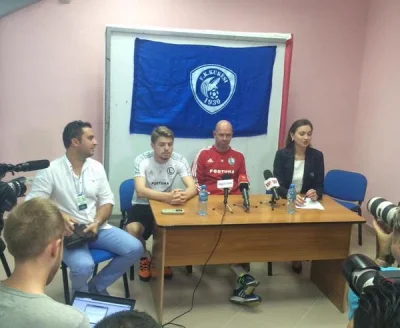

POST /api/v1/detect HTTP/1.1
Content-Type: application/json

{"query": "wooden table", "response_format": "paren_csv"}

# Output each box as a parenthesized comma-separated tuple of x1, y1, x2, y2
(149, 194, 365, 323)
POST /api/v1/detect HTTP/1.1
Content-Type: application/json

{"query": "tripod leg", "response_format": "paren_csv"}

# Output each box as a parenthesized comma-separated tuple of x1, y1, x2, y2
(1, 251, 11, 277)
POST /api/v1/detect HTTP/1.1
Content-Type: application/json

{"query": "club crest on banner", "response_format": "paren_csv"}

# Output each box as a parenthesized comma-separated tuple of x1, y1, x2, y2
(190, 64, 237, 114)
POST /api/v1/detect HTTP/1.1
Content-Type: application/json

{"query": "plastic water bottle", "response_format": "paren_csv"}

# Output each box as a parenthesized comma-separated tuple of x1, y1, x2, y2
(198, 185, 208, 216)
(287, 183, 296, 214)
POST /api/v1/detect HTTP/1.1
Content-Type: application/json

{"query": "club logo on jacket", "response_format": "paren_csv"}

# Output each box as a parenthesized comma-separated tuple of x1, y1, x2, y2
(228, 157, 235, 166)
(190, 64, 237, 115)
(167, 167, 175, 175)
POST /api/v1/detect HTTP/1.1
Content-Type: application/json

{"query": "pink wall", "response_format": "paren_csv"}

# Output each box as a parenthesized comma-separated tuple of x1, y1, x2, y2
(352, 0, 400, 221)
(0, 0, 368, 173)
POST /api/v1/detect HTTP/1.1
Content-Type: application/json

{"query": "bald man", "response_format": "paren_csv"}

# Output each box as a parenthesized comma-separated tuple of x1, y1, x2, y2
(192, 120, 246, 195)
(191, 120, 261, 306)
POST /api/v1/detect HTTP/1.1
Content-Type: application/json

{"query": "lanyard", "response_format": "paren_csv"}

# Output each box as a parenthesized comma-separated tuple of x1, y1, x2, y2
(71, 169, 85, 196)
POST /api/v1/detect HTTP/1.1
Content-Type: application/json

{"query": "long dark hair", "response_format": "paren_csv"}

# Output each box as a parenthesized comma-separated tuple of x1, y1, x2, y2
(285, 119, 313, 148)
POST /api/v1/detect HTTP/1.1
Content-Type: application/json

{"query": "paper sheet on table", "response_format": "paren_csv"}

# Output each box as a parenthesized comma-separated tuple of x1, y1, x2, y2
(296, 198, 325, 210)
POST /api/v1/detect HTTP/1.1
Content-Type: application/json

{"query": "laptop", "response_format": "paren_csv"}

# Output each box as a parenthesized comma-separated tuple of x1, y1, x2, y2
(71, 292, 136, 327)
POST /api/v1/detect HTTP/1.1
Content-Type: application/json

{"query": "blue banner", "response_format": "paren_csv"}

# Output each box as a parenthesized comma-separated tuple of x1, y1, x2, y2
(130, 39, 276, 138)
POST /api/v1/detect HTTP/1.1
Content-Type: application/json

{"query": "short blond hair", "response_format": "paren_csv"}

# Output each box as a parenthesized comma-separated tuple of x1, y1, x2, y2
(4, 198, 65, 261)
(151, 126, 174, 144)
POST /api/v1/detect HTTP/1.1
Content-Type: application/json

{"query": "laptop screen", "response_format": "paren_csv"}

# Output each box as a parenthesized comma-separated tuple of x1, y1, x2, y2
(72, 292, 136, 327)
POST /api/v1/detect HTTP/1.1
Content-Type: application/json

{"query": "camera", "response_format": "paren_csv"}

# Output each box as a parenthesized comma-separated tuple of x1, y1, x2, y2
(0, 160, 50, 234)
(342, 254, 400, 297)
(0, 177, 27, 210)
(0, 160, 49, 277)
(367, 197, 400, 232)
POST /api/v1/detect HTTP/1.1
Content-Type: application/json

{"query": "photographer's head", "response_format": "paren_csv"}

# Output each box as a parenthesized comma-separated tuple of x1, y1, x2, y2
(353, 280, 400, 328)
(4, 198, 65, 285)
(94, 310, 161, 328)
(63, 120, 97, 159)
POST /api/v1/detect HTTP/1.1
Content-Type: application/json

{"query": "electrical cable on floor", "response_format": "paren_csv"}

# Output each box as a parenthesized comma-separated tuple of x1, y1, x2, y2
(162, 206, 227, 328)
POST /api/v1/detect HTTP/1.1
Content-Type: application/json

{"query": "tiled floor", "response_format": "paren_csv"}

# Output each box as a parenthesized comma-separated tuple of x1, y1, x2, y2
(0, 224, 376, 327)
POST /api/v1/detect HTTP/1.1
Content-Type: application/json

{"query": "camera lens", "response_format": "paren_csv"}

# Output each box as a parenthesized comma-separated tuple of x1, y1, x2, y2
(367, 197, 399, 230)
(7, 177, 27, 198)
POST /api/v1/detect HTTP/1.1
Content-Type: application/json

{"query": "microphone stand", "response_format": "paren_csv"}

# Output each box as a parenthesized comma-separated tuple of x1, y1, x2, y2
(269, 194, 278, 211)
(0, 238, 11, 278)
(223, 189, 234, 214)
(0, 210, 11, 277)
(243, 202, 250, 213)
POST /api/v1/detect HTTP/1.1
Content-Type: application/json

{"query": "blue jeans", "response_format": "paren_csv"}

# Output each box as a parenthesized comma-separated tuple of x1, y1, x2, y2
(63, 226, 143, 294)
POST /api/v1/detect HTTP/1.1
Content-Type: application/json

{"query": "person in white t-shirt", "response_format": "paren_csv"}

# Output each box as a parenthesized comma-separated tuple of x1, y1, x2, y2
(126, 126, 197, 281)
(26, 121, 143, 296)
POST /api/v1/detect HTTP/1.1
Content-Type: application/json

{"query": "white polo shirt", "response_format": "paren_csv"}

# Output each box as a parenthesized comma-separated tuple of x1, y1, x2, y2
(25, 155, 114, 229)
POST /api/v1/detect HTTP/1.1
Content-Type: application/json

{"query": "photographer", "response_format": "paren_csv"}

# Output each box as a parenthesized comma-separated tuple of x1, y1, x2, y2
(347, 219, 400, 328)
(94, 310, 161, 328)
(0, 198, 90, 327)
(349, 280, 400, 328)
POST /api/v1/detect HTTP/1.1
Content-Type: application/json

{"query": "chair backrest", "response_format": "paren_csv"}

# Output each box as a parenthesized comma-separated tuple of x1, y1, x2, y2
(323, 169, 367, 202)
(119, 179, 135, 213)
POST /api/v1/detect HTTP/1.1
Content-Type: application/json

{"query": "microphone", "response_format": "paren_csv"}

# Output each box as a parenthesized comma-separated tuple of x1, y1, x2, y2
(263, 170, 280, 200)
(14, 160, 50, 172)
(217, 173, 233, 205)
(238, 174, 250, 212)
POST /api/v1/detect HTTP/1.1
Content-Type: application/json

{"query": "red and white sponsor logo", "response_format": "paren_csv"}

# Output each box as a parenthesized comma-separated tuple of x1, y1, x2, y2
(264, 178, 279, 190)
(209, 169, 235, 174)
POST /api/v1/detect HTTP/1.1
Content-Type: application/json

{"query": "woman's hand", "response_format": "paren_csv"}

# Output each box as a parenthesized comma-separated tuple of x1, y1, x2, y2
(305, 189, 317, 201)
(295, 194, 306, 207)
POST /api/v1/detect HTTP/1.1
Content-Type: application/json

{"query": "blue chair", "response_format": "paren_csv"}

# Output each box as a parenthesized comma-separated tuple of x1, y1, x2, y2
(119, 179, 136, 280)
(323, 169, 367, 245)
(119, 179, 135, 229)
(61, 249, 130, 304)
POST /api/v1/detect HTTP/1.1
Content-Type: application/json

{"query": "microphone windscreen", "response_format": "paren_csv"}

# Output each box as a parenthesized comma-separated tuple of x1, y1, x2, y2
(221, 173, 232, 180)
(238, 174, 248, 183)
(26, 160, 50, 171)
(263, 170, 273, 180)
(238, 174, 249, 191)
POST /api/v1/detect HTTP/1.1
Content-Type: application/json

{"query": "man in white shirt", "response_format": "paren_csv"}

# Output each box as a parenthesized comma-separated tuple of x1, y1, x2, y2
(0, 198, 90, 327)
(125, 126, 197, 281)
(26, 121, 143, 296)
